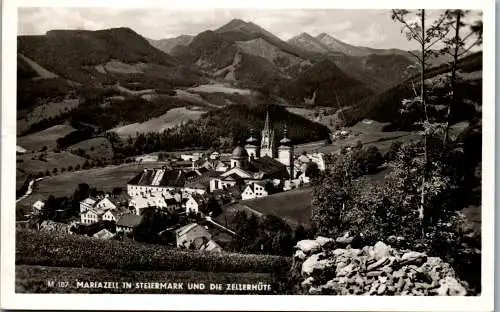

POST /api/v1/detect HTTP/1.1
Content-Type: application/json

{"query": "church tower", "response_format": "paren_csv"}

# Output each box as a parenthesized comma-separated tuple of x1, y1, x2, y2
(260, 110, 275, 158)
(245, 128, 258, 160)
(278, 125, 294, 179)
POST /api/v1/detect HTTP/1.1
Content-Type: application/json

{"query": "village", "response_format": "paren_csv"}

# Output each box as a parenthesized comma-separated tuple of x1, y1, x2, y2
(25, 111, 327, 253)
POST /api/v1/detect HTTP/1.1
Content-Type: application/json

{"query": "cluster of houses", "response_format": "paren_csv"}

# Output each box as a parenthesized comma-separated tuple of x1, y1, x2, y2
(133, 111, 325, 200)
(26, 110, 326, 253)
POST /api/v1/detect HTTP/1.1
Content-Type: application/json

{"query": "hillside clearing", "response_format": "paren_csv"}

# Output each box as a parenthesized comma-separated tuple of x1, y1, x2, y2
(18, 54, 59, 79)
(110, 106, 207, 137)
(21, 163, 142, 199)
(17, 151, 86, 175)
(17, 99, 79, 134)
(188, 83, 253, 95)
(216, 188, 314, 230)
(68, 137, 114, 160)
(173, 89, 221, 108)
(17, 124, 76, 152)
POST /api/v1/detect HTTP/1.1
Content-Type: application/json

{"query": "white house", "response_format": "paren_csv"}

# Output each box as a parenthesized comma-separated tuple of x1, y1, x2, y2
(102, 210, 121, 222)
(80, 209, 105, 224)
(241, 182, 268, 200)
(185, 194, 207, 215)
(129, 196, 151, 216)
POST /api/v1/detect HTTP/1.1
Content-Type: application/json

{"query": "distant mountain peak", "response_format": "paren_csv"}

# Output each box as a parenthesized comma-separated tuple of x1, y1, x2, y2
(216, 18, 251, 32)
(287, 32, 330, 54)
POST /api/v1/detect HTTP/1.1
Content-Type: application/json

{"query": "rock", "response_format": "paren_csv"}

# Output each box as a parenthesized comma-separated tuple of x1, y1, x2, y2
(434, 277, 467, 296)
(345, 248, 363, 257)
(415, 268, 433, 284)
(309, 286, 322, 295)
(401, 251, 427, 265)
(367, 257, 389, 271)
(296, 240, 321, 254)
(294, 249, 307, 260)
(315, 236, 334, 247)
(380, 265, 394, 275)
(377, 284, 387, 295)
(301, 253, 334, 275)
(336, 263, 356, 277)
(395, 278, 406, 292)
(378, 275, 388, 284)
(373, 241, 392, 260)
(336, 236, 354, 246)
(331, 248, 346, 256)
(366, 271, 382, 277)
(301, 277, 314, 288)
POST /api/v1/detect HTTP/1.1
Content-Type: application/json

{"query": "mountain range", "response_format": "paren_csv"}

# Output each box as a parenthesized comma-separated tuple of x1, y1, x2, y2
(17, 18, 480, 139)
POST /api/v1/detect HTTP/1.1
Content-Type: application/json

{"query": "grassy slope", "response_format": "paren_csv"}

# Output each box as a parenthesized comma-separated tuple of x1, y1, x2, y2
(67, 137, 114, 160)
(17, 98, 79, 134)
(17, 151, 87, 175)
(111, 106, 207, 138)
(17, 124, 76, 151)
(216, 188, 314, 230)
(19, 163, 141, 199)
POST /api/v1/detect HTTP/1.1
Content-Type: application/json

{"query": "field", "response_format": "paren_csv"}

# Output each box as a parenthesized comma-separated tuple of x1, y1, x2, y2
(111, 106, 207, 137)
(16, 265, 282, 294)
(22, 163, 142, 198)
(187, 83, 253, 95)
(17, 98, 79, 134)
(18, 54, 59, 79)
(17, 124, 76, 152)
(216, 188, 314, 230)
(16, 229, 292, 294)
(68, 137, 114, 160)
(17, 151, 87, 175)
(294, 119, 419, 156)
(173, 89, 221, 108)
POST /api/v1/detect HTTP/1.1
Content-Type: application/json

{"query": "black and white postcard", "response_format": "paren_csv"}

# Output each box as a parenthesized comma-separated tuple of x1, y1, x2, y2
(1, 0, 495, 310)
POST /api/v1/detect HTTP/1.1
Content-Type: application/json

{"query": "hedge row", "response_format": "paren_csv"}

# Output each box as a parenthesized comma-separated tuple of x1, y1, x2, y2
(16, 229, 292, 274)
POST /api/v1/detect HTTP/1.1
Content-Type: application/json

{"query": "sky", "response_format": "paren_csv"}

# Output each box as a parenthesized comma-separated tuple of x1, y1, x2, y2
(18, 8, 482, 50)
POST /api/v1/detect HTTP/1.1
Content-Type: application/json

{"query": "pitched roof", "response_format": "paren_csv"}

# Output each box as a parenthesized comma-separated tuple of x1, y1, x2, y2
(93, 229, 115, 239)
(81, 197, 97, 206)
(175, 223, 211, 239)
(185, 170, 219, 189)
(127, 169, 186, 187)
(175, 223, 199, 236)
(116, 214, 143, 228)
(248, 156, 289, 179)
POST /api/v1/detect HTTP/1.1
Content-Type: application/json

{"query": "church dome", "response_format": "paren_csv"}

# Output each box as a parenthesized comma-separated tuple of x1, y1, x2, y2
(232, 146, 248, 158)
(246, 136, 258, 145)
